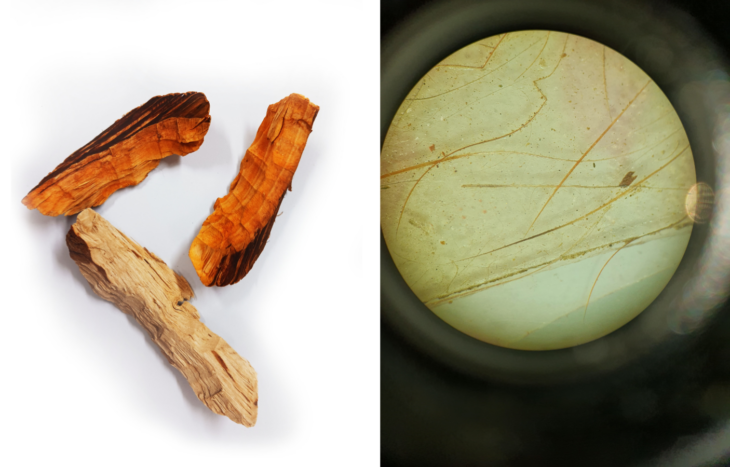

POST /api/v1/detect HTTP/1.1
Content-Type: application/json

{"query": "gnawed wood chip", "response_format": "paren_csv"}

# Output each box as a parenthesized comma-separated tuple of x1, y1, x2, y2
(189, 93, 319, 286)
(23, 92, 211, 216)
(67, 209, 257, 426)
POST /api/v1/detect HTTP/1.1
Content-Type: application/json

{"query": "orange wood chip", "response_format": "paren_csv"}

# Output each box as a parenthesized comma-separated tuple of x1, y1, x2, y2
(22, 92, 211, 216)
(189, 93, 319, 286)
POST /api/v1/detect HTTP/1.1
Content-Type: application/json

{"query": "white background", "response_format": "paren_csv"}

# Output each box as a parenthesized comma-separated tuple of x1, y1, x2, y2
(3, 1, 379, 465)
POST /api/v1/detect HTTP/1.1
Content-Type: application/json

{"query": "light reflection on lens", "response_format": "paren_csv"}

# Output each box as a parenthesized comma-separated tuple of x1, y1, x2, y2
(685, 182, 714, 223)
(669, 74, 730, 334)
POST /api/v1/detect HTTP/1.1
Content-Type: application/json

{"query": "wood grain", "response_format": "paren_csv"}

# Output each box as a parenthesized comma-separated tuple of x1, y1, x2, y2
(23, 92, 211, 216)
(189, 93, 319, 287)
(67, 209, 257, 426)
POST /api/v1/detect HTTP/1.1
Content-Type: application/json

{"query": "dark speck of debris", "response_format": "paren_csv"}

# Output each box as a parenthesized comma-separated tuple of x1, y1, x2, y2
(619, 171, 637, 187)
(429, 144, 436, 152)
(593, 163, 596, 167)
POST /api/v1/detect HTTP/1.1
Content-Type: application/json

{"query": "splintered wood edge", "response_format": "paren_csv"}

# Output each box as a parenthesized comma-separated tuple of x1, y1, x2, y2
(66, 208, 258, 426)
(189, 93, 319, 287)
(23, 92, 211, 217)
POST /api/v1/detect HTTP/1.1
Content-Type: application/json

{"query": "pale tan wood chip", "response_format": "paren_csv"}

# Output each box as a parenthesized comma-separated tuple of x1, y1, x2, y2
(66, 208, 258, 426)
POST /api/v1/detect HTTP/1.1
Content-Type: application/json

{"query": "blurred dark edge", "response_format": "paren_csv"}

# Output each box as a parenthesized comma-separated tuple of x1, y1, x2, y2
(381, 0, 730, 466)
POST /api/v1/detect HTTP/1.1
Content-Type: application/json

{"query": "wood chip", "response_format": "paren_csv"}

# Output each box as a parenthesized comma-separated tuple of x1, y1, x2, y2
(189, 93, 319, 286)
(23, 92, 211, 216)
(67, 209, 257, 426)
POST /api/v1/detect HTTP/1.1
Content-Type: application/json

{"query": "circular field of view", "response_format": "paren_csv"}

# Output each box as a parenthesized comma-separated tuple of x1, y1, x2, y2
(381, 30, 697, 351)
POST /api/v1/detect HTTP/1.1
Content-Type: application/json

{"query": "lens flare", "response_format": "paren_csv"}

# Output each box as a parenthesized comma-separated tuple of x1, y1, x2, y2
(685, 182, 715, 223)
